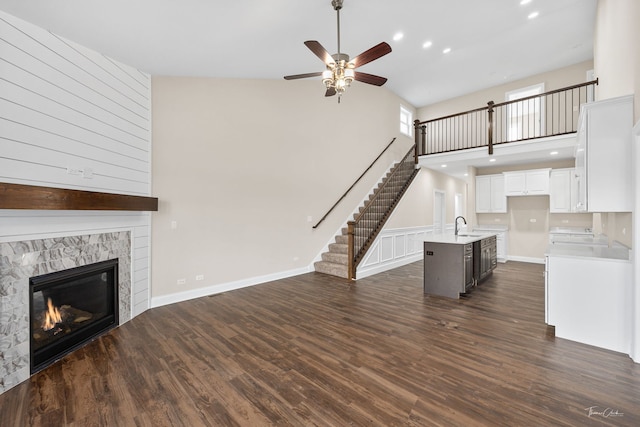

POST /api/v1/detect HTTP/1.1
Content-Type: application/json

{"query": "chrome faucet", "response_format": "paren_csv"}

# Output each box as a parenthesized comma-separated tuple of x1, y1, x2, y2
(455, 216, 467, 236)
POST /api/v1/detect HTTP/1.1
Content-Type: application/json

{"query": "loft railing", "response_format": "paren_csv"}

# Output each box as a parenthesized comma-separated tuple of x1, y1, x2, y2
(313, 137, 397, 229)
(347, 144, 418, 279)
(415, 79, 598, 156)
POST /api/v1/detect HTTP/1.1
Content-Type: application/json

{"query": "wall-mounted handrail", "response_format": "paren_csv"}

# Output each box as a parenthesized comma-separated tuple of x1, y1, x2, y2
(312, 137, 397, 229)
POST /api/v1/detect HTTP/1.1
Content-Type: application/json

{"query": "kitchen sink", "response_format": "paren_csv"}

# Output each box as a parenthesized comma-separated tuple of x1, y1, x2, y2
(457, 233, 483, 237)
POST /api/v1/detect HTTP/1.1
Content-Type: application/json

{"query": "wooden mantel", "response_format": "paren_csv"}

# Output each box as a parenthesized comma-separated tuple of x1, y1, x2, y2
(0, 182, 158, 211)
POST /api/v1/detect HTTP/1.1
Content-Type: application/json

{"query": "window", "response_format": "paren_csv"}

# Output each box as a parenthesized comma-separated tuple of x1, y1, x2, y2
(400, 106, 413, 137)
(505, 83, 545, 141)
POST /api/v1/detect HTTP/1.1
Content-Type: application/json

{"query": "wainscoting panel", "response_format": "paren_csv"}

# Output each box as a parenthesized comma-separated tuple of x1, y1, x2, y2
(380, 236, 394, 263)
(357, 226, 434, 279)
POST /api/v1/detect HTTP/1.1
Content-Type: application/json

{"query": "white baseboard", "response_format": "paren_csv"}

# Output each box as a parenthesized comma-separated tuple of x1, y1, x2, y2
(508, 255, 545, 264)
(150, 266, 312, 308)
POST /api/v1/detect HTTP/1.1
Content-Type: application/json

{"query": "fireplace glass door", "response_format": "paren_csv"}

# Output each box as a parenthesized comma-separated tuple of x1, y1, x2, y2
(29, 259, 119, 373)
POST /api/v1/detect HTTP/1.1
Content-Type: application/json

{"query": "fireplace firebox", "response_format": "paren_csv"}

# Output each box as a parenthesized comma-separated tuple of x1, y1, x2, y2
(29, 259, 119, 373)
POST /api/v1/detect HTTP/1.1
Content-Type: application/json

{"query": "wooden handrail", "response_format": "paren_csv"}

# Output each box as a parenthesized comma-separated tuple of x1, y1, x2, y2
(353, 144, 415, 223)
(347, 143, 419, 279)
(415, 79, 599, 156)
(491, 78, 599, 108)
(415, 79, 598, 126)
(312, 137, 397, 229)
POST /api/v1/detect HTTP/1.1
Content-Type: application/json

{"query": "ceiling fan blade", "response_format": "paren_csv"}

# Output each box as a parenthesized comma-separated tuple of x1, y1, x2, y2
(350, 42, 392, 68)
(325, 87, 337, 97)
(284, 72, 323, 80)
(304, 40, 335, 65)
(354, 71, 388, 86)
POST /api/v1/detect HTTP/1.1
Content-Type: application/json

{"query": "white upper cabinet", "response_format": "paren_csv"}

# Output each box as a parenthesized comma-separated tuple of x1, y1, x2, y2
(503, 169, 550, 196)
(475, 174, 506, 213)
(575, 95, 633, 212)
(549, 168, 577, 213)
(490, 175, 506, 213)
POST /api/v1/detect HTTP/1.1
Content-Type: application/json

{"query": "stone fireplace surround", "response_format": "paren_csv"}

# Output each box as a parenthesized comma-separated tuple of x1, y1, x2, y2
(0, 231, 131, 394)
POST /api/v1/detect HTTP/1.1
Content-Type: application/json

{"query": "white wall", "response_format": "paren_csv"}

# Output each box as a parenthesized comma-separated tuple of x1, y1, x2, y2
(0, 11, 152, 317)
(151, 76, 416, 304)
(385, 168, 467, 228)
(594, 0, 640, 120)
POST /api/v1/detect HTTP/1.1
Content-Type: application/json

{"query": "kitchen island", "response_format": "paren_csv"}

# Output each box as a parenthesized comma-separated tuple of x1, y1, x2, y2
(423, 232, 497, 298)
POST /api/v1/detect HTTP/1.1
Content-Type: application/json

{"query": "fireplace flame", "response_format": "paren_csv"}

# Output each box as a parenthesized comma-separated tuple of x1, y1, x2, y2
(42, 298, 62, 331)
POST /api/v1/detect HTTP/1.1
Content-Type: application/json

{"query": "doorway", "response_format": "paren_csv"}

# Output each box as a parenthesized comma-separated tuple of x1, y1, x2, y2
(434, 190, 446, 234)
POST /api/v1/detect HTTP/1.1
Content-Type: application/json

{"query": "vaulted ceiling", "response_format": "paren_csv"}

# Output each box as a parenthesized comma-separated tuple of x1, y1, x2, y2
(0, 0, 597, 108)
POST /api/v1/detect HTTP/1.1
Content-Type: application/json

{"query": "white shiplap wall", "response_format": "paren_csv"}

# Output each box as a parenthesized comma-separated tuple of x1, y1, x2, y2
(0, 11, 152, 317)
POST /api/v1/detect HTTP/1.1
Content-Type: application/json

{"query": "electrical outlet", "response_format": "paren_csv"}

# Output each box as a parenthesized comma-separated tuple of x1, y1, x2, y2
(171, 221, 177, 230)
(177, 278, 186, 285)
(66, 167, 82, 176)
(530, 218, 537, 223)
(196, 275, 204, 281)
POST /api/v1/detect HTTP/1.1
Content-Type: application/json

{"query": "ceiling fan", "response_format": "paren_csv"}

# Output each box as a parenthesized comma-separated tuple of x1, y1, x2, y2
(283, 0, 392, 102)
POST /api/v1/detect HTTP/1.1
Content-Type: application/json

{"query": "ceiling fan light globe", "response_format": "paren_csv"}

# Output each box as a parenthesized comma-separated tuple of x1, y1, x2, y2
(344, 68, 355, 85)
(322, 69, 334, 87)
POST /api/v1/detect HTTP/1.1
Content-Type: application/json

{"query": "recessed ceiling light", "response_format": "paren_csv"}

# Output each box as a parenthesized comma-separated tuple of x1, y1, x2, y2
(442, 47, 452, 54)
(441, 164, 447, 168)
(489, 158, 496, 162)
(520, 0, 532, 5)
(528, 11, 539, 19)
(550, 151, 559, 155)
(464, 173, 469, 177)
(422, 41, 433, 49)
(393, 32, 404, 41)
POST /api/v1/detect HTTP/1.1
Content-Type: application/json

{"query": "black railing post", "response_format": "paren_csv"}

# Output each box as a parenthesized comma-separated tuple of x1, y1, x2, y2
(413, 119, 421, 154)
(420, 125, 426, 155)
(487, 101, 495, 155)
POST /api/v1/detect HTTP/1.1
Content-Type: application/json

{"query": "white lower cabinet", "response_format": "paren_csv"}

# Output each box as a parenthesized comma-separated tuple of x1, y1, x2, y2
(545, 254, 631, 353)
(495, 232, 507, 262)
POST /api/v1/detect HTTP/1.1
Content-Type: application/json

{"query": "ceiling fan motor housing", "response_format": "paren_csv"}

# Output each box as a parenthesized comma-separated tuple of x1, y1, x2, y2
(332, 53, 350, 63)
(331, 0, 343, 11)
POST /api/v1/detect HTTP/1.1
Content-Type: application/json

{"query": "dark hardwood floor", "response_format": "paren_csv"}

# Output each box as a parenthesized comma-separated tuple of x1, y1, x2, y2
(1, 261, 639, 426)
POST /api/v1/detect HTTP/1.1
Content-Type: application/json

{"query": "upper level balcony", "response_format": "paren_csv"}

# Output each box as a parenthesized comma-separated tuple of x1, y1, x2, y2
(416, 80, 598, 177)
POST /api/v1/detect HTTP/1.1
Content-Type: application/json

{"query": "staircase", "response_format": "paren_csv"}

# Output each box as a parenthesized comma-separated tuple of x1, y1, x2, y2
(314, 148, 418, 279)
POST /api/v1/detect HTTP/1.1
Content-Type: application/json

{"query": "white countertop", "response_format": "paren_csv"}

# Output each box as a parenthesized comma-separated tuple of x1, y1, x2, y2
(545, 243, 630, 261)
(473, 225, 509, 232)
(549, 227, 594, 235)
(424, 232, 498, 245)
(549, 234, 609, 246)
